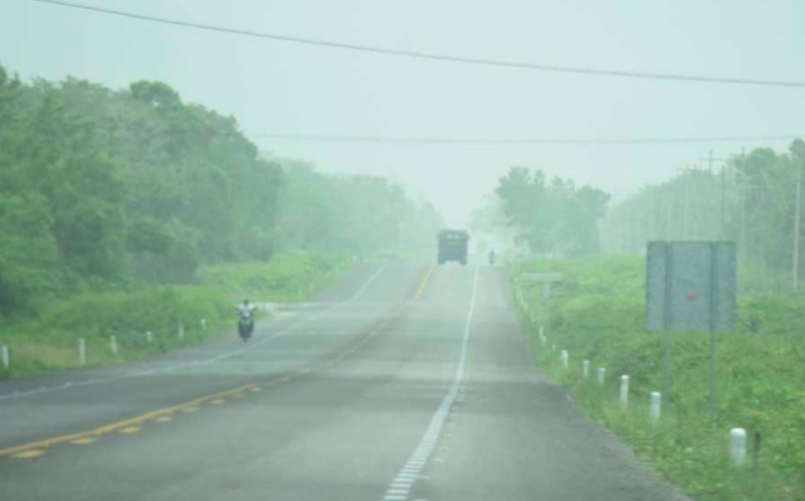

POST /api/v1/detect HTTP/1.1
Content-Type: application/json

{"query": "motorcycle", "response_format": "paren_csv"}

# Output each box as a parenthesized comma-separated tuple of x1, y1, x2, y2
(488, 251, 496, 266)
(238, 310, 254, 341)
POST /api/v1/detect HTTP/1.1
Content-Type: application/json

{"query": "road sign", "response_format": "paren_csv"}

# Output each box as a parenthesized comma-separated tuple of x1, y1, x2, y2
(646, 242, 736, 332)
(645, 241, 736, 416)
(521, 272, 563, 283)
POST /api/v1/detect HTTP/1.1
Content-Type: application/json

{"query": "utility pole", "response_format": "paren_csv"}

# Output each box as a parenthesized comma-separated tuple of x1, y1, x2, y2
(701, 151, 726, 240)
(682, 166, 691, 240)
(739, 148, 747, 263)
(794, 163, 802, 291)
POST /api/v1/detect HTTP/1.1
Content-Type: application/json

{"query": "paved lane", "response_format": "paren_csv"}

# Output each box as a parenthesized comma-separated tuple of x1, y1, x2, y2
(0, 265, 688, 501)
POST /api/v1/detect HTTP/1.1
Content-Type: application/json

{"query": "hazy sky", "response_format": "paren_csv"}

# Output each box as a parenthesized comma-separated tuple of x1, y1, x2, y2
(2, 0, 804, 225)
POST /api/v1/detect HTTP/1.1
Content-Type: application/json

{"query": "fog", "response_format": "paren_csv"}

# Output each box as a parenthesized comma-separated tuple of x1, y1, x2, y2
(2, 0, 804, 226)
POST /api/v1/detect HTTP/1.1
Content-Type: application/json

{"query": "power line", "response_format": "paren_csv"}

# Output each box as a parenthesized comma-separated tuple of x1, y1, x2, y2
(249, 133, 800, 146)
(28, 0, 805, 89)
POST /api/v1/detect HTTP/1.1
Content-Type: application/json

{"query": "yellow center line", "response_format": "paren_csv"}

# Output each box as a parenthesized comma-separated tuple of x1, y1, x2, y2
(119, 426, 141, 435)
(71, 437, 96, 445)
(13, 450, 45, 459)
(0, 383, 256, 457)
(414, 265, 435, 300)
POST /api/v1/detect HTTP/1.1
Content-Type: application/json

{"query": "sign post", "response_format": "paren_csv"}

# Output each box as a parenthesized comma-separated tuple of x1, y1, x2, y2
(646, 241, 736, 415)
(521, 272, 563, 304)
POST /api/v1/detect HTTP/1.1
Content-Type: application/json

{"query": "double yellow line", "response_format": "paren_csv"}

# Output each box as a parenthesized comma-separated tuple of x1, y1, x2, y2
(414, 265, 435, 300)
(0, 383, 256, 457)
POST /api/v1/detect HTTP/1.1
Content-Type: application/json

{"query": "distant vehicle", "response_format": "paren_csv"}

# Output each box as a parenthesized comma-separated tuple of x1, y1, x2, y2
(437, 229, 470, 265)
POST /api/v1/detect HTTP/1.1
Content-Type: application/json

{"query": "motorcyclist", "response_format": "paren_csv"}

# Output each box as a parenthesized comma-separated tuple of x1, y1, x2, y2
(488, 247, 496, 266)
(236, 299, 256, 341)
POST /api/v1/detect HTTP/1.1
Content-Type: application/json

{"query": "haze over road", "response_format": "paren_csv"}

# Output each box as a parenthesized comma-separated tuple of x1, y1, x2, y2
(0, 265, 687, 501)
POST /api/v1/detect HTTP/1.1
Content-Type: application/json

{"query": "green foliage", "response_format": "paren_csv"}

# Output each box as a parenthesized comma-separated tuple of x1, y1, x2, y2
(0, 252, 350, 378)
(0, 65, 284, 315)
(0, 286, 231, 376)
(600, 141, 805, 292)
(512, 256, 805, 501)
(272, 158, 445, 261)
(494, 167, 610, 255)
(196, 253, 350, 302)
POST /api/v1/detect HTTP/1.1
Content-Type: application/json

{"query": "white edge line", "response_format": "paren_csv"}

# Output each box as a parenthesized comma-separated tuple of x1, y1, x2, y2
(378, 266, 479, 500)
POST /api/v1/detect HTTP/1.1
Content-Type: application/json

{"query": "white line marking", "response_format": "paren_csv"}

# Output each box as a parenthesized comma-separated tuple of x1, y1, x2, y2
(377, 266, 480, 501)
(350, 265, 387, 302)
(0, 266, 389, 401)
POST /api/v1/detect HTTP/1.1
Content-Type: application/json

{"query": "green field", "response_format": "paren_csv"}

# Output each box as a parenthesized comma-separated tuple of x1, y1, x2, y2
(511, 256, 805, 501)
(0, 252, 350, 378)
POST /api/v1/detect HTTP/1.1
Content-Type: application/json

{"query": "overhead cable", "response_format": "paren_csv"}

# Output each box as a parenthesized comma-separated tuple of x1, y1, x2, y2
(28, 0, 805, 88)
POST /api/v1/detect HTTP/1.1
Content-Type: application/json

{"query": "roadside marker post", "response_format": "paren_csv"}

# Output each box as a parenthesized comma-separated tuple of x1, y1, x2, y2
(1, 345, 9, 370)
(650, 392, 661, 425)
(597, 367, 606, 385)
(730, 428, 747, 467)
(582, 359, 590, 379)
(145, 331, 153, 344)
(619, 375, 629, 409)
(178, 324, 185, 340)
(110, 336, 118, 356)
(78, 338, 86, 366)
(200, 318, 207, 330)
(560, 350, 569, 369)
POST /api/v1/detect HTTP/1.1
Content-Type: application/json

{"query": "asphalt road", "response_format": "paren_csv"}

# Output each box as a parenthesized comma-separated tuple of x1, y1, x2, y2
(0, 264, 690, 501)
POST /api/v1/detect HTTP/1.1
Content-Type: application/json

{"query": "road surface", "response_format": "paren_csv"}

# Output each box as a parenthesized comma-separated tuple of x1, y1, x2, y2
(0, 265, 689, 501)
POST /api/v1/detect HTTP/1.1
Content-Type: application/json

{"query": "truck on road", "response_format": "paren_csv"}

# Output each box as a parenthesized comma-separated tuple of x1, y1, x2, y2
(437, 229, 470, 265)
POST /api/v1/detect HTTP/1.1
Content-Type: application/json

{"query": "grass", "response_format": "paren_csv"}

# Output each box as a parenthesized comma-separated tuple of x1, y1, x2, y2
(511, 256, 805, 501)
(0, 252, 352, 378)
(196, 252, 350, 302)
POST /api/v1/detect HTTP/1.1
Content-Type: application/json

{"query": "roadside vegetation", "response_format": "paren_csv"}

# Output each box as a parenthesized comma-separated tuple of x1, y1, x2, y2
(511, 256, 805, 501)
(0, 64, 443, 377)
(0, 253, 351, 377)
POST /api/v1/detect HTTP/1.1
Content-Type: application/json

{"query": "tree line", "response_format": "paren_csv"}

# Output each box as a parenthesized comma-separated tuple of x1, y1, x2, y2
(0, 65, 443, 315)
(600, 140, 805, 290)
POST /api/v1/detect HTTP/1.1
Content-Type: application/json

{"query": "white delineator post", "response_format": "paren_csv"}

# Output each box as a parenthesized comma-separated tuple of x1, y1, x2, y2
(650, 391, 661, 425)
(1, 345, 9, 370)
(730, 428, 747, 467)
(582, 359, 590, 379)
(178, 324, 185, 340)
(145, 331, 153, 344)
(78, 338, 86, 366)
(619, 375, 629, 409)
(597, 367, 606, 385)
(110, 336, 118, 356)
(200, 318, 207, 330)
(560, 350, 569, 369)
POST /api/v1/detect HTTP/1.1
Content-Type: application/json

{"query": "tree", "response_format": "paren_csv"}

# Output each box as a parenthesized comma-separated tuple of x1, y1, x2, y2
(493, 167, 609, 255)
